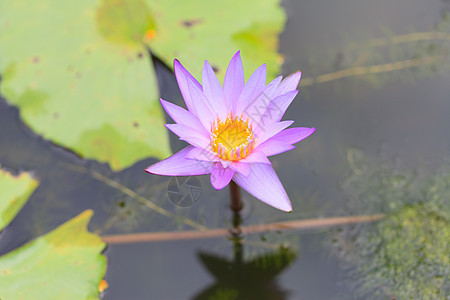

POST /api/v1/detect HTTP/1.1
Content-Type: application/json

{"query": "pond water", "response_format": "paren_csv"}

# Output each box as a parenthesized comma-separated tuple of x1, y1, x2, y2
(1, 0, 449, 299)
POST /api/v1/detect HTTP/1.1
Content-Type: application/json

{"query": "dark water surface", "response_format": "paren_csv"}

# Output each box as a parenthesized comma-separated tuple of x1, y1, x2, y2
(1, 0, 450, 299)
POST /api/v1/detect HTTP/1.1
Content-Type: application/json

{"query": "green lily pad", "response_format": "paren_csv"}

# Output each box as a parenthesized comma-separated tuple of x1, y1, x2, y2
(0, 210, 107, 300)
(0, 167, 107, 298)
(0, 0, 285, 170)
(0, 167, 38, 232)
(147, 0, 286, 80)
(0, 0, 170, 171)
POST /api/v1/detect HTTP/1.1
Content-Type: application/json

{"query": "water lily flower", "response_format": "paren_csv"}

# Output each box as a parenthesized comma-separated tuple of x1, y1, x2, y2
(146, 51, 315, 212)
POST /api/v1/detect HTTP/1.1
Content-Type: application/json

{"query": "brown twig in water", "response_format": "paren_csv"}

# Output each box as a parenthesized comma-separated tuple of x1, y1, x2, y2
(365, 31, 450, 48)
(102, 214, 385, 244)
(300, 55, 445, 87)
(300, 30, 450, 87)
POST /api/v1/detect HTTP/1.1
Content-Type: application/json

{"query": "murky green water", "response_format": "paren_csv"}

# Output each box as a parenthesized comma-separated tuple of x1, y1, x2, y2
(1, 0, 449, 299)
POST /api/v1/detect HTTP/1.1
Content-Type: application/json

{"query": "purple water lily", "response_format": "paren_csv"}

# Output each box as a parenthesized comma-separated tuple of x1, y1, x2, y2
(146, 51, 315, 212)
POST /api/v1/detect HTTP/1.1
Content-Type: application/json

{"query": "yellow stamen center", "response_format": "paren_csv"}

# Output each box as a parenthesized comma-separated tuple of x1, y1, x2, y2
(211, 112, 255, 161)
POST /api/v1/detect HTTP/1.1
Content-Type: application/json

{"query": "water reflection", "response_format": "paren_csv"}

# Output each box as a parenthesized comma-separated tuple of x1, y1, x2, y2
(193, 212, 297, 300)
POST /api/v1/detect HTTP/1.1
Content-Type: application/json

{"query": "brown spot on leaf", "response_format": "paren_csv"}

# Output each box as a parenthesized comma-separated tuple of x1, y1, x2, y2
(212, 65, 219, 73)
(181, 19, 203, 28)
(137, 52, 143, 59)
(144, 29, 156, 41)
(133, 122, 139, 128)
(53, 113, 59, 119)
(98, 279, 109, 293)
(32, 57, 40, 63)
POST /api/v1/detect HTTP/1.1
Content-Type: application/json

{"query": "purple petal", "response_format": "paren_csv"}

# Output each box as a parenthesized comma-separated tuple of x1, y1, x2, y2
(223, 51, 245, 111)
(265, 76, 283, 98)
(165, 124, 210, 149)
(233, 163, 292, 212)
(186, 77, 216, 130)
(211, 163, 235, 190)
(160, 99, 209, 136)
(229, 161, 251, 177)
(255, 139, 296, 157)
(236, 64, 267, 114)
(271, 127, 316, 144)
(254, 90, 298, 130)
(268, 90, 298, 123)
(174, 60, 202, 115)
(254, 120, 294, 147)
(242, 77, 285, 126)
(146, 146, 214, 176)
(238, 151, 271, 164)
(186, 147, 220, 162)
(202, 60, 228, 119)
(272, 71, 302, 99)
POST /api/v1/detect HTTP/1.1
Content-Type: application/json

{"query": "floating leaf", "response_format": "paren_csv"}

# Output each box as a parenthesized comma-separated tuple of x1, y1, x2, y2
(0, 0, 170, 170)
(0, 166, 107, 298)
(0, 0, 285, 170)
(146, 0, 286, 79)
(0, 210, 107, 300)
(0, 166, 38, 231)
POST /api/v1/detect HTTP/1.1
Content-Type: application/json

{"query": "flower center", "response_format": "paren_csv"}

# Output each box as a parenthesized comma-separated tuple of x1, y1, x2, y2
(211, 112, 255, 161)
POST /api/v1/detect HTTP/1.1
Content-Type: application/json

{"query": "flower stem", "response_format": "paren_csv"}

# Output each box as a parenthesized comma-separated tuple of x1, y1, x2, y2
(229, 180, 243, 212)
(231, 211, 243, 264)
